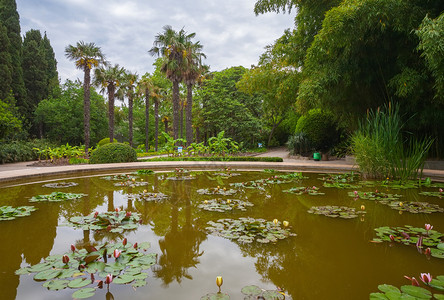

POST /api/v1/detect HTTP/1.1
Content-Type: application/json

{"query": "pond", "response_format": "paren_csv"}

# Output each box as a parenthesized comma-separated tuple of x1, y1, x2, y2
(1, 169, 443, 299)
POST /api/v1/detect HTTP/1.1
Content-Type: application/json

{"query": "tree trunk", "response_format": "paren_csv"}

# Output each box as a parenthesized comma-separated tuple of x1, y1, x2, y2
(186, 83, 193, 146)
(108, 84, 115, 142)
(180, 100, 184, 140)
(145, 88, 149, 152)
(83, 66, 91, 157)
(154, 99, 159, 151)
(172, 80, 180, 140)
(267, 118, 284, 147)
(129, 95, 133, 147)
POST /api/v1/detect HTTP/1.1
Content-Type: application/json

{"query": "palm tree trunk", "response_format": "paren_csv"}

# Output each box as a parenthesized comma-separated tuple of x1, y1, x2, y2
(172, 80, 180, 140)
(129, 95, 133, 147)
(145, 88, 149, 152)
(108, 84, 115, 142)
(186, 83, 193, 146)
(154, 99, 159, 151)
(180, 100, 184, 140)
(83, 66, 91, 157)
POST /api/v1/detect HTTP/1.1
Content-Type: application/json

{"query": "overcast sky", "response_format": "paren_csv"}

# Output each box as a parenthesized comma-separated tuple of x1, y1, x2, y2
(16, 0, 295, 83)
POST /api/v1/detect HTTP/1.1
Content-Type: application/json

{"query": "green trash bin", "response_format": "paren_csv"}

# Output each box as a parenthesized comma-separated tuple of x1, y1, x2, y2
(313, 152, 321, 161)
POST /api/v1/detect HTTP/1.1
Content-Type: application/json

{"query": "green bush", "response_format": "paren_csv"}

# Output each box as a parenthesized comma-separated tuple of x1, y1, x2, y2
(0, 139, 55, 164)
(97, 137, 117, 148)
(295, 109, 339, 152)
(89, 143, 137, 164)
(286, 132, 311, 155)
(141, 156, 283, 162)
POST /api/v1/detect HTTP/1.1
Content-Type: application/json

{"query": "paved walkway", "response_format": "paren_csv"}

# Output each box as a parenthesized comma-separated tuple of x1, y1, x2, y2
(1, 148, 443, 184)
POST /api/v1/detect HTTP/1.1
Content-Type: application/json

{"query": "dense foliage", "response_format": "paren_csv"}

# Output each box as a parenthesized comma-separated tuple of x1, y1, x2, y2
(89, 142, 137, 164)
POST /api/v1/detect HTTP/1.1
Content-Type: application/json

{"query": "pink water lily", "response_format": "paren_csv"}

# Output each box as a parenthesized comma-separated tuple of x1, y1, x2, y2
(113, 249, 121, 259)
(404, 276, 420, 287)
(125, 211, 132, 218)
(420, 273, 432, 285)
(105, 274, 113, 285)
(425, 224, 433, 232)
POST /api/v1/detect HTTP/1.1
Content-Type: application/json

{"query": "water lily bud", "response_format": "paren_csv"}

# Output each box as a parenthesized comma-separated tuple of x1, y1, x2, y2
(216, 276, 223, 291)
(440, 188, 443, 193)
(105, 274, 113, 285)
(389, 235, 395, 241)
(94, 211, 99, 218)
(154, 194, 157, 197)
(62, 255, 69, 264)
(71, 244, 76, 252)
(125, 211, 132, 218)
(97, 280, 103, 289)
(283, 221, 289, 227)
(113, 249, 121, 259)
(132, 178, 135, 182)
(425, 224, 433, 231)
(133, 242, 138, 249)
(204, 200, 208, 204)
(420, 273, 432, 285)
(399, 202, 403, 207)
(226, 199, 231, 204)
(424, 247, 431, 255)
(361, 205, 365, 210)
(143, 189, 147, 193)
(273, 219, 278, 225)
(122, 238, 127, 246)
(223, 187, 227, 191)
(90, 273, 95, 283)
(115, 208, 120, 212)
(217, 186, 220, 189)
(107, 225, 112, 231)
(79, 264, 85, 270)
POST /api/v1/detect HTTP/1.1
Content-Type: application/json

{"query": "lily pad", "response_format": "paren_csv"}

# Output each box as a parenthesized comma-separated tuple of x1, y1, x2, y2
(101, 174, 138, 181)
(30, 192, 87, 202)
(323, 182, 362, 189)
(67, 210, 141, 232)
(71, 288, 96, 299)
(307, 206, 365, 219)
(419, 191, 444, 198)
(68, 277, 91, 288)
(42, 279, 69, 291)
(42, 182, 78, 188)
(198, 199, 254, 212)
(134, 169, 154, 174)
(197, 187, 237, 196)
(200, 292, 230, 300)
(380, 201, 444, 214)
(0, 205, 37, 221)
(206, 217, 296, 244)
(347, 191, 402, 201)
(128, 191, 169, 202)
(283, 186, 325, 196)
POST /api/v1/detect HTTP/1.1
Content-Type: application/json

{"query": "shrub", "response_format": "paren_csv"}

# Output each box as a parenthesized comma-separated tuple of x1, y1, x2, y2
(286, 132, 311, 156)
(0, 139, 55, 164)
(89, 143, 137, 164)
(97, 138, 117, 148)
(295, 109, 339, 152)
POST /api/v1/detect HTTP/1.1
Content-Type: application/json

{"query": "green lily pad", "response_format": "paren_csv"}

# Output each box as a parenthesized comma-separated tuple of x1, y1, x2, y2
(134, 169, 154, 174)
(308, 206, 365, 219)
(42, 182, 78, 188)
(71, 288, 96, 299)
(347, 191, 402, 201)
(262, 290, 285, 300)
(30, 192, 87, 202)
(42, 279, 69, 291)
(128, 191, 168, 202)
(198, 198, 254, 212)
(101, 174, 138, 181)
(68, 277, 91, 289)
(197, 187, 237, 196)
(0, 205, 37, 221)
(378, 284, 401, 294)
(283, 186, 325, 195)
(67, 210, 141, 232)
(112, 274, 135, 284)
(34, 269, 62, 281)
(419, 191, 444, 198)
(241, 285, 262, 296)
(400, 285, 432, 299)
(200, 292, 230, 300)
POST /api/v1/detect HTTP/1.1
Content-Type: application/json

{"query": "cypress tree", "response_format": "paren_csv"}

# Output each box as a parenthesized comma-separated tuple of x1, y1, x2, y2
(0, 0, 27, 114)
(22, 29, 47, 122)
(42, 32, 58, 94)
(0, 23, 12, 101)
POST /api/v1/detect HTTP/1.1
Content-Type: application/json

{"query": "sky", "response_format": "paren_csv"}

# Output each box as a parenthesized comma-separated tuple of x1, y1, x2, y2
(16, 0, 295, 83)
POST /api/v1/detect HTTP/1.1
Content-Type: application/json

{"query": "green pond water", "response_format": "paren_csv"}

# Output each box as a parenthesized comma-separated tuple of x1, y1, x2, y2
(0, 170, 443, 299)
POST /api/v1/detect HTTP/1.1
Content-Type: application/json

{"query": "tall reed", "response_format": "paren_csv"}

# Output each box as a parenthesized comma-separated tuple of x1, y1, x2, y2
(351, 103, 433, 181)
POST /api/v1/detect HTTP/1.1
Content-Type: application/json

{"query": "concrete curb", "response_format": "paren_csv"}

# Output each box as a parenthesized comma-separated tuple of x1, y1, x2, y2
(1, 160, 443, 186)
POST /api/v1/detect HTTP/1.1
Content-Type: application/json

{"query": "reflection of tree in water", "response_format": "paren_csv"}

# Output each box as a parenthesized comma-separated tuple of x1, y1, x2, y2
(151, 179, 207, 286)
(0, 185, 60, 300)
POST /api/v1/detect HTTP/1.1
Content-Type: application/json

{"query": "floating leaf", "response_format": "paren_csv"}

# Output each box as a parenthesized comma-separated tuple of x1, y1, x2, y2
(68, 277, 91, 289)
(400, 285, 432, 299)
(200, 292, 230, 300)
(34, 269, 62, 281)
(198, 198, 254, 212)
(71, 288, 96, 299)
(112, 274, 135, 284)
(30, 192, 87, 202)
(0, 205, 37, 221)
(42, 182, 78, 188)
(128, 191, 168, 202)
(241, 285, 262, 296)
(197, 187, 237, 196)
(67, 211, 141, 232)
(42, 279, 69, 291)
(283, 186, 325, 196)
(308, 206, 365, 219)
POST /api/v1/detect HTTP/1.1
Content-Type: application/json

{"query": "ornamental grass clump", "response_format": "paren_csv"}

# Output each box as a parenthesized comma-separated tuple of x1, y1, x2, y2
(351, 103, 433, 181)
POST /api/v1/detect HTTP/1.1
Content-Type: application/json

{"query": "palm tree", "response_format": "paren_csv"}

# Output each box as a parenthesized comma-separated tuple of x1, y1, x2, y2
(65, 41, 105, 156)
(138, 74, 153, 152)
(119, 71, 138, 147)
(94, 64, 125, 143)
(183, 40, 206, 146)
(149, 25, 195, 141)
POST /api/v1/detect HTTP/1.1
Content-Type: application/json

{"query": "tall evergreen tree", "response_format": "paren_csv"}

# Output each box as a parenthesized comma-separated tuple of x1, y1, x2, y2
(0, 0, 26, 112)
(0, 23, 12, 100)
(22, 29, 47, 126)
(42, 32, 58, 94)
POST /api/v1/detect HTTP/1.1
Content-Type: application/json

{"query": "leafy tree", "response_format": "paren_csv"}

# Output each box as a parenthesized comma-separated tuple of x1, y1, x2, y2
(94, 64, 125, 143)
(65, 41, 105, 156)
(0, 23, 12, 101)
(0, 0, 26, 114)
(119, 71, 138, 147)
(196, 66, 262, 147)
(149, 25, 196, 140)
(34, 80, 107, 145)
(0, 93, 21, 139)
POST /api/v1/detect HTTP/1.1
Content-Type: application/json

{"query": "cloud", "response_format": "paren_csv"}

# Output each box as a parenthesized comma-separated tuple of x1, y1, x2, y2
(16, 0, 294, 82)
